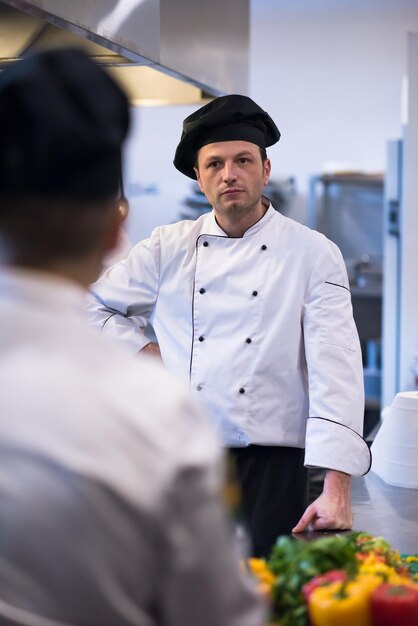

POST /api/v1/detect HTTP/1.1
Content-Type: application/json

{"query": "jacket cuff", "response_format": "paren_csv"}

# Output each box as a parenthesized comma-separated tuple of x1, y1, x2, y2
(304, 417, 372, 476)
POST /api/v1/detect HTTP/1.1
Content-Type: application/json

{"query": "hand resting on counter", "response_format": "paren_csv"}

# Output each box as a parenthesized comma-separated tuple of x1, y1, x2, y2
(292, 469, 353, 533)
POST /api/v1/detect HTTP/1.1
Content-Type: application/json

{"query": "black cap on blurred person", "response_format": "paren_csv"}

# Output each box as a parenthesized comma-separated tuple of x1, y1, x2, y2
(0, 47, 130, 200)
(174, 94, 280, 179)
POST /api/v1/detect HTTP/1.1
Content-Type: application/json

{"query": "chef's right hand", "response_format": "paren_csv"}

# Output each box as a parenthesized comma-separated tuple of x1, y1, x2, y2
(292, 469, 352, 533)
(140, 342, 162, 359)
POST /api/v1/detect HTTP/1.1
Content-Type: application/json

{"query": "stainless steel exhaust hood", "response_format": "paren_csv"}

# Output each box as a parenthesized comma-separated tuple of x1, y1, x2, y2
(0, 0, 249, 105)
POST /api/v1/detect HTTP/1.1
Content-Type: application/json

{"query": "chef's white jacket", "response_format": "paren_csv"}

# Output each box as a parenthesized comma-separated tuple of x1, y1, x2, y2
(88, 206, 371, 476)
(0, 269, 265, 626)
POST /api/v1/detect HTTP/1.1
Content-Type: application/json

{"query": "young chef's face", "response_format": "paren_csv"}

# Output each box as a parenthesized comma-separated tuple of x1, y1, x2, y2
(194, 140, 271, 219)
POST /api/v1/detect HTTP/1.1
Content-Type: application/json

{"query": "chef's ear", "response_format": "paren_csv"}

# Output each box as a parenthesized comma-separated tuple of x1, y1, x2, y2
(263, 158, 271, 185)
(117, 196, 129, 222)
(102, 198, 125, 254)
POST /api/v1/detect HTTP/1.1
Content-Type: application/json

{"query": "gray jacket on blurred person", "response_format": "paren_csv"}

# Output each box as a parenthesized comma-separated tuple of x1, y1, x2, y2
(0, 269, 264, 626)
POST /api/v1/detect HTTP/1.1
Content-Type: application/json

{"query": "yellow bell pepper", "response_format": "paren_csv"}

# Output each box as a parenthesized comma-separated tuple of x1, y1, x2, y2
(358, 554, 418, 588)
(246, 558, 276, 599)
(359, 557, 397, 580)
(405, 556, 418, 564)
(308, 576, 381, 626)
(247, 558, 276, 586)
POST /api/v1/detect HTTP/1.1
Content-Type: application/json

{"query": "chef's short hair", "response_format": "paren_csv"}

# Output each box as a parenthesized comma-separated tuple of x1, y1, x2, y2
(0, 197, 116, 268)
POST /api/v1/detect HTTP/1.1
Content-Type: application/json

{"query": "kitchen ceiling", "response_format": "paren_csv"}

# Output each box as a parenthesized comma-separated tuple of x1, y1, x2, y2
(0, 0, 249, 106)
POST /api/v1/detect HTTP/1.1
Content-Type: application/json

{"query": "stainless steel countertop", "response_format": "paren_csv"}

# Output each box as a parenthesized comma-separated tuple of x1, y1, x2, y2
(350, 471, 418, 554)
(296, 472, 418, 554)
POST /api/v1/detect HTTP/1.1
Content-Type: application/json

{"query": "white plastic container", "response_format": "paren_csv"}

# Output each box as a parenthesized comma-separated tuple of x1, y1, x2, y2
(371, 391, 418, 488)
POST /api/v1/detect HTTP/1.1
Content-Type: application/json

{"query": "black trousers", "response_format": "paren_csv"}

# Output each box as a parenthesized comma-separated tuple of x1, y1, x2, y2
(228, 445, 308, 558)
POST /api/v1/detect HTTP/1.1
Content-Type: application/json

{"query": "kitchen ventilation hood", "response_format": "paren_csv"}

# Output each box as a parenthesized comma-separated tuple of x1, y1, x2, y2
(0, 0, 249, 105)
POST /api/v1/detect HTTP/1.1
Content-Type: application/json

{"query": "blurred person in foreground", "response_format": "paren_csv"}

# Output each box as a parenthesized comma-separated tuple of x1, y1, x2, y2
(0, 48, 265, 626)
(87, 94, 371, 557)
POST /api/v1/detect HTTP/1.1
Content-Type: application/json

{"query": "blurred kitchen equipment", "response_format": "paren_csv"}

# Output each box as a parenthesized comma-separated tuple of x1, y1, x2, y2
(363, 338, 381, 403)
(371, 391, 418, 488)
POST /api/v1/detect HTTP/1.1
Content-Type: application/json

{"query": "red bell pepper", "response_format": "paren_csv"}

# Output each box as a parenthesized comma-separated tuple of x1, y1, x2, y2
(370, 583, 418, 626)
(302, 569, 347, 604)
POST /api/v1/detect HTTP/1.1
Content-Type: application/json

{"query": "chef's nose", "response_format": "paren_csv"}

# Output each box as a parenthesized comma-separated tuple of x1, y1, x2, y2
(223, 160, 237, 182)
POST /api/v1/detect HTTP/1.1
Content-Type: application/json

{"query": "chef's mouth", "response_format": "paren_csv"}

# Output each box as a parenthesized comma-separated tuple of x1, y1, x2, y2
(221, 189, 244, 196)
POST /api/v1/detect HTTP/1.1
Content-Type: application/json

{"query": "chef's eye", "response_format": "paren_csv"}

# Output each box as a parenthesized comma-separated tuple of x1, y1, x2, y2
(238, 157, 250, 164)
(208, 160, 220, 168)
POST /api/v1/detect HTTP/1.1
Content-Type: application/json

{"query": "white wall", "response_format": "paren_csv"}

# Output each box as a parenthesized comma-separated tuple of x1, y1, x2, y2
(124, 0, 418, 242)
(123, 103, 197, 244)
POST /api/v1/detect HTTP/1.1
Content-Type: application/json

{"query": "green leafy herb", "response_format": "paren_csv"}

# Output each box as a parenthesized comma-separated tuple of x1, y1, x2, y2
(267, 534, 359, 626)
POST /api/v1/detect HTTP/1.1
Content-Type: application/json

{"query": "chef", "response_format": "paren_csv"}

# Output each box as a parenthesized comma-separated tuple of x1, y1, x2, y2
(88, 94, 371, 557)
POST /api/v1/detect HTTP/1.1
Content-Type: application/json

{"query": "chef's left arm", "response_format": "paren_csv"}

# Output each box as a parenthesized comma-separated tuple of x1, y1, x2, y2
(293, 237, 371, 533)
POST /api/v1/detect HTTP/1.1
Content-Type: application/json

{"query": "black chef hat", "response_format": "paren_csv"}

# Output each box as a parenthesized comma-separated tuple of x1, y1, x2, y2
(173, 94, 280, 179)
(0, 47, 130, 200)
